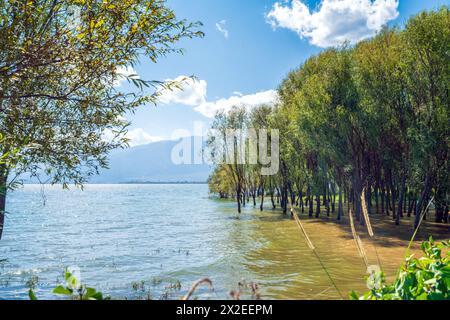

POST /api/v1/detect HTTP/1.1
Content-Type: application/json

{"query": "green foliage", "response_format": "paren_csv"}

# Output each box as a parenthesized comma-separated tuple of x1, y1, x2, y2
(208, 7, 449, 226)
(51, 268, 106, 300)
(0, 0, 203, 238)
(28, 268, 106, 300)
(350, 238, 450, 300)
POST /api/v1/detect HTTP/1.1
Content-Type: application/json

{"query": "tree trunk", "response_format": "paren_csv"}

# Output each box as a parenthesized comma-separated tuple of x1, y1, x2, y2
(337, 186, 343, 221)
(390, 182, 396, 221)
(270, 190, 276, 210)
(366, 186, 372, 215)
(414, 173, 431, 230)
(435, 186, 445, 223)
(299, 191, 304, 213)
(407, 194, 415, 217)
(315, 193, 320, 218)
(353, 173, 363, 224)
(443, 205, 449, 223)
(380, 182, 385, 215)
(0, 172, 7, 240)
(386, 186, 391, 216)
(396, 176, 406, 226)
(308, 187, 313, 217)
(260, 187, 265, 212)
(374, 184, 379, 214)
(236, 186, 242, 214)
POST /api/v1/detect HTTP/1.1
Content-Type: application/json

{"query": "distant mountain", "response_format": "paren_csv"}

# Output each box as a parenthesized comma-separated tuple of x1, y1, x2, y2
(90, 138, 212, 183)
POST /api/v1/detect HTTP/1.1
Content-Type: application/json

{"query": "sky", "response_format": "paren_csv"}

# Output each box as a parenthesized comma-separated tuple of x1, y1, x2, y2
(117, 0, 450, 146)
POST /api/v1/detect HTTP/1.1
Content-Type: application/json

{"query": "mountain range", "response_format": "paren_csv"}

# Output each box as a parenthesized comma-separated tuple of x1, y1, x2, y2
(90, 137, 212, 184)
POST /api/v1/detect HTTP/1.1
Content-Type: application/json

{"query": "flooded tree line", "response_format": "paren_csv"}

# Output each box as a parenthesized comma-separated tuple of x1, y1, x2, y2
(207, 8, 449, 230)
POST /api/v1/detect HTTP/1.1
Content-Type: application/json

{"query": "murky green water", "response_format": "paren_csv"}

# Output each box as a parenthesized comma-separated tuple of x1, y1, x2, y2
(0, 184, 447, 300)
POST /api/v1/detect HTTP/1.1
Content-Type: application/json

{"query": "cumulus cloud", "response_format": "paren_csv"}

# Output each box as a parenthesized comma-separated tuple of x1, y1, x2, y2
(158, 76, 278, 118)
(103, 128, 163, 147)
(157, 76, 207, 106)
(194, 90, 278, 118)
(157, 76, 278, 118)
(266, 0, 399, 47)
(125, 128, 163, 147)
(215, 20, 229, 39)
(114, 66, 140, 87)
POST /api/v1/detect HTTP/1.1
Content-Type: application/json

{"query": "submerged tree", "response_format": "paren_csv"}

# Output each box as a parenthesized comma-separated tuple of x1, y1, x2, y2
(208, 7, 449, 232)
(0, 0, 203, 239)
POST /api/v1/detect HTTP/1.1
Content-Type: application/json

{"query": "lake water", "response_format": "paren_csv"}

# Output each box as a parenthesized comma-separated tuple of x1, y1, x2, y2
(0, 184, 445, 300)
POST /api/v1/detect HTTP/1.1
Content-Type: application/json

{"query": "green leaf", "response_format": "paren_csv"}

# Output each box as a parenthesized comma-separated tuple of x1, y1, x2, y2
(28, 288, 38, 300)
(349, 291, 360, 300)
(52, 285, 73, 295)
(90, 292, 104, 300)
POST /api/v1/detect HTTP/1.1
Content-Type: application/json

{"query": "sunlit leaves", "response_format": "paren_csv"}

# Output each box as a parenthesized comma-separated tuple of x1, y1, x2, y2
(0, 0, 203, 193)
(351, 238, 450, 300)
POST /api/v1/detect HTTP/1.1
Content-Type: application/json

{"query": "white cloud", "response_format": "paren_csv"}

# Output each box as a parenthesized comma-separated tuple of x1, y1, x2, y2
(266, 0, 399, 47)
(158, 76, 278, 118)
(195, 90, 278, 118)
(158, 76, 207, 106)
(114, 66, 140, 87)
(215, 20, 229, 39)
(103, 128, 163, 147)
(125, 128, 163, 147)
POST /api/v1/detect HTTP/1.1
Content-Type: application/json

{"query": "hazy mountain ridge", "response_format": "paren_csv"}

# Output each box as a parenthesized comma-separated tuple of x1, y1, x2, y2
(90, 138, 212, 184)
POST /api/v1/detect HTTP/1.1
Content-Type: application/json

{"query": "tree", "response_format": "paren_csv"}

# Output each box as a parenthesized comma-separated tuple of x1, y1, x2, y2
(0, 0, 203, 239)
(402, 8, 449, 228)
(207, 107, 249, 214)
(206, 7, 449, 232)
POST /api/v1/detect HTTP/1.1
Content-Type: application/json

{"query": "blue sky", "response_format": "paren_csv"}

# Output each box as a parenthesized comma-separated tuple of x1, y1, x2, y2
(118, 0, 449, 146)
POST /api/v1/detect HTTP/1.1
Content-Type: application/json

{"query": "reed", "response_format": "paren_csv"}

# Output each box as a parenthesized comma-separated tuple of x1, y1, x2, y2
(291, 208, 315, 250)
(388, 197, 437, 282)
(288, 200, 344, 299)
(182, 278, 213, 300)
(361, 190, 383, 270)
(406, 196, 435, 256)
(349, 208, 369, 268)
(360, 189, 374, 237)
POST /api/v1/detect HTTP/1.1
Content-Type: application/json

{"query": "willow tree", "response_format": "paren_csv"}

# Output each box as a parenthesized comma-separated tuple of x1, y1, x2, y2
(0, 0, 203, 239)
(354, 28, 410, 225)
(208, 107, 249, 213)
(403, 8, 449, 228)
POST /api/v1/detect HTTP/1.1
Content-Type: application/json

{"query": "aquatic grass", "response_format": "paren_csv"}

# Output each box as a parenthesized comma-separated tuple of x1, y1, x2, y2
(361, 190, 383, 271)
(360, 189, 374, 237)
(229, 280, 261, 300)
(288, 200, 344, 299)
(406, 196, 435, 257)
(349, 208, 369, 268)
(291, 207, 315, 250)
(396, 196, 436, 279)
(182, 278, 213, 300)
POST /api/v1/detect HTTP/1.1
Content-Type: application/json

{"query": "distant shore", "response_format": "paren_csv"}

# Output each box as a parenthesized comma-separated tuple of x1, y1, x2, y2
(21, 182, 208, 185)
(119, 181, 208, 185)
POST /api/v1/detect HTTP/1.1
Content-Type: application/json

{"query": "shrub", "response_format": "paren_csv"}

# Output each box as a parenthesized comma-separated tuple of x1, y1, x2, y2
(350, 238, 450, 300)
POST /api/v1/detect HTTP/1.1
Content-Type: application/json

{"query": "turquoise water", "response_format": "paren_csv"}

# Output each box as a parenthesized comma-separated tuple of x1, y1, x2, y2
(3, 184, 414, 300)
(0, 184, 269, 300)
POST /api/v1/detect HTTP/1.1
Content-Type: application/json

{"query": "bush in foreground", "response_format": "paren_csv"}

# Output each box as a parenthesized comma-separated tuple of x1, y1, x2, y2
(350, 238, 450, 300)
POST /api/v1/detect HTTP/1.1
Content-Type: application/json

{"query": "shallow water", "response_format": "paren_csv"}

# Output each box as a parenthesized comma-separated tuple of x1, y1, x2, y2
(0, 184, 448, 300)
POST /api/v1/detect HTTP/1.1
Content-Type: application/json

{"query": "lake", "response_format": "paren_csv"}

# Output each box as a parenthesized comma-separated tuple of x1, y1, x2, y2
(0, 184, 445, 300)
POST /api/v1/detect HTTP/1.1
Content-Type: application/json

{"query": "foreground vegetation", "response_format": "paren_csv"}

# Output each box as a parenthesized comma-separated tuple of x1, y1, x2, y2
(351, 238, 449, 300)
(208, 7, 449, 231)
